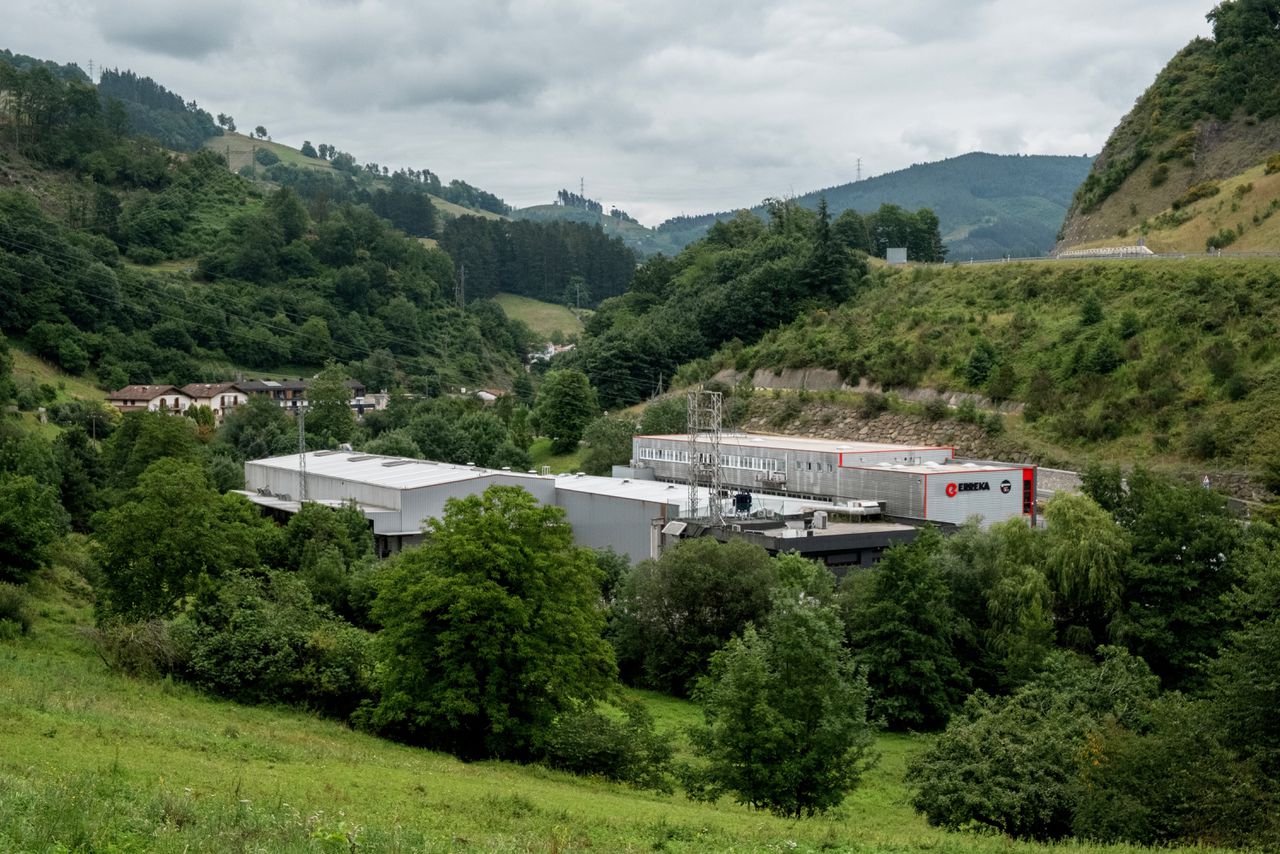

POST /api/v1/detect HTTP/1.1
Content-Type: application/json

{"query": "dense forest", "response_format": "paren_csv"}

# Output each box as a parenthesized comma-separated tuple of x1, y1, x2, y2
(96, 68, 223, 152)
(439, 215, 637, 307)
(0, 54, 527, 392)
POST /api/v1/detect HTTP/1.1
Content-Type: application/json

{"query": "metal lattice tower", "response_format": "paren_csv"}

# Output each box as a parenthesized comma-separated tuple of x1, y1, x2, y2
(686, 389, 724, 524)
(298, 408, 308, 503)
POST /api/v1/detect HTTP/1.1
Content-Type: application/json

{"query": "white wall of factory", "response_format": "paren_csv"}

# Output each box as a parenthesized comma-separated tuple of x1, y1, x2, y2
(923, 468, 1032, 526)
(552, 488, 678, 564)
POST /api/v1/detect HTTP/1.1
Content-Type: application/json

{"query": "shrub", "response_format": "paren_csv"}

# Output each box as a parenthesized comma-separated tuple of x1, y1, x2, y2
(542, 699, 674, 793)
(1206, 228, 1238, 251)
(857, 391, 889, 418)
(922, 397, 949, 421)
(1172, 181, 1219, 210)
(0, 582, 33, 638)
(907, 648, 1158, 840)
(1149, 162, 1170, 187)
(180, 571, 373, 718)
(1265, 153, 1280, 175)
(253, 147, 280, 167)
(86, 619, 183, 678)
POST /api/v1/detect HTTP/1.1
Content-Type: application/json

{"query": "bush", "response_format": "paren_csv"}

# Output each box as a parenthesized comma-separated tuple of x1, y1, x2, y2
(253, 147, 280, 167)
(1265, 153, 1280, 175)
(86, 619, 183, 678)
(180, 571, 373, 718)
(907, 648, 1158, 840)
(1206, 228, 1238, 251)
(1149, 162, 1170, 187)
(1172, 181, 1220, 210)
(0, 582, 33, 638)
(857, 391, 889, 418)
(542, 699, 674, 793)
(922, 397, 949, 421)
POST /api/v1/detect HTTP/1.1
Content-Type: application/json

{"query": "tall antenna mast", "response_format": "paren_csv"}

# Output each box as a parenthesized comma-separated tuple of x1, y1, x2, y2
(297, 408, 308, 503)
(856, 158, 862, 182)
(686, 389, 724, 524)
(87, 59, 95, 82)
(580, 176, 585, 197)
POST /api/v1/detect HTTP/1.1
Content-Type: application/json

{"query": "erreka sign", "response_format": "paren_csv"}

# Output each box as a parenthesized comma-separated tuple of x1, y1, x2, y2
(945, 481, 991, 497)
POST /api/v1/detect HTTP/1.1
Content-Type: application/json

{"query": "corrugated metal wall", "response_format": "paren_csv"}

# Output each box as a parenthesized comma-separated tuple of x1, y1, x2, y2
(924, 470, 1026, 526)
(553, 491, 674, 564)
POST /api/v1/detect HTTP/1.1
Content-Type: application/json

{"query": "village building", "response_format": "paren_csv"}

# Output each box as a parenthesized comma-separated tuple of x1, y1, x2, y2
(105, 385, 193, 415)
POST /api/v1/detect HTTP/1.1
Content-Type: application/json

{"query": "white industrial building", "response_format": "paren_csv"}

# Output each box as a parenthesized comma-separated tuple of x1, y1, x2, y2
(240, 451, 836, 564)
(631, 433, 1037, 527)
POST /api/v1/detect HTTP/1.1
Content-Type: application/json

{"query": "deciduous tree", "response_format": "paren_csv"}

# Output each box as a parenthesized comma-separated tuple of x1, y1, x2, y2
(365, 486, 616, 759)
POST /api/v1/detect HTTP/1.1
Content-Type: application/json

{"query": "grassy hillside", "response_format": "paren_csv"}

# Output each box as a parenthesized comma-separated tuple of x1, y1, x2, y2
(494, 292, 585, 339)
(1066, 156, 1280, 253)
(704, 258, 1280, 487)
(656, 154, 1095, 260)
(202, 133, 506, 222)
(1, 567, 1218, 853)
(1059, 1, 1280, 251)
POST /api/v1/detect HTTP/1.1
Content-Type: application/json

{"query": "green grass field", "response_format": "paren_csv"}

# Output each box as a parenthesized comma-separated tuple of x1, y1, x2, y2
(9, 348, 105, 403)
(529, 437, 587, 474)
(495, 293, 585, 340)
(1, 567, 1226, 853)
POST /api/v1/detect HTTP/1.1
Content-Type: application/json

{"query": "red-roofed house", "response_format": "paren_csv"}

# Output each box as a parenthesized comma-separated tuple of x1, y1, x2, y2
(105, 385, 193, 415)
(181, 382, 249, 422)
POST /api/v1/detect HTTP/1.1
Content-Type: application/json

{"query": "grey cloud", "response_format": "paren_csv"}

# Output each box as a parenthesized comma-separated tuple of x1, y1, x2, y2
(94, 0, 248, 58)
(16, 0, 1219, 223)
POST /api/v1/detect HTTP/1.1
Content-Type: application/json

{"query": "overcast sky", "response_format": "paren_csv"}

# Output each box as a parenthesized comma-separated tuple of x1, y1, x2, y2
(8, 0, 1214, 224)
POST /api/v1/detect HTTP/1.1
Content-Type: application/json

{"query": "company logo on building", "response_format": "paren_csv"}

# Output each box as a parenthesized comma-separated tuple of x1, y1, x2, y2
(945, 482, 990, 497)
(1000, 480, 1012, 494)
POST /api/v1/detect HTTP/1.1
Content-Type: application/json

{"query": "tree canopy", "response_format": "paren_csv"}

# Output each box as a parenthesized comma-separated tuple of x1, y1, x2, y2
(364, 486, 616, 759)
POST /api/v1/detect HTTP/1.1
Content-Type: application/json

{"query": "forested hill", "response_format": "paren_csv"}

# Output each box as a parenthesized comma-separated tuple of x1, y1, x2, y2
(1058, 0, 1280, 251)
(0, 53, 531, 395)
(656, 153, 1094, 260)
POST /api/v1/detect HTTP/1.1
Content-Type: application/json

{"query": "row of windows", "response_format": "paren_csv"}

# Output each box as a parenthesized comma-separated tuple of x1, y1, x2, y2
(639, 446, 838, 474)
(722, 454, 783, 472)
(639, 448, 691, 464)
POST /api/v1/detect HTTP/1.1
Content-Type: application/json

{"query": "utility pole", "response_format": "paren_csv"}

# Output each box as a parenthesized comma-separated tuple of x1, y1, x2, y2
(297, 408, 308, 503)
(686, 389, 724, 525)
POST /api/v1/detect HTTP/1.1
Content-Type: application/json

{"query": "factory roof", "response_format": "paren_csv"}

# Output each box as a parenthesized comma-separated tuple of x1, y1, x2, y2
(554, 472, 692, 504)
(847, 460, 1025, 475)
(247, 452, 546, 490)
(636, 432, 952, 455)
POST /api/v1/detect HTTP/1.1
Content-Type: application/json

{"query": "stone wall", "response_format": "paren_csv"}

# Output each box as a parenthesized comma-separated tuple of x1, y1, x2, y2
(712, 369, 1024, 413)
(741, 397, 1038, 464)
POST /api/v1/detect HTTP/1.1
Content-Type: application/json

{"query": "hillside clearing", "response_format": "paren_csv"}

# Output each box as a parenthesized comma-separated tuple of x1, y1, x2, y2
(495, 293, 584, 339)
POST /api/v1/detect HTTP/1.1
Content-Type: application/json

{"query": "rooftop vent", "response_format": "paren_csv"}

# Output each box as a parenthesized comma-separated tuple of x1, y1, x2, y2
(381, 460, 416, 467)
(348, 455, 378, 462)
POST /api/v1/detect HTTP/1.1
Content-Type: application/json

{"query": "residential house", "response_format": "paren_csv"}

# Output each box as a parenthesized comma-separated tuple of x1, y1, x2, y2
(181, 382, 250, 423)
(105, 385, 193, 416)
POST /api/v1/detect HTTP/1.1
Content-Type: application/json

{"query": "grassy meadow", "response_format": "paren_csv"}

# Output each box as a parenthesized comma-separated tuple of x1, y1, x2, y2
(495, 293, 585, 340)
(0, 566, 1233, 854)
(528, 437, 588, 474)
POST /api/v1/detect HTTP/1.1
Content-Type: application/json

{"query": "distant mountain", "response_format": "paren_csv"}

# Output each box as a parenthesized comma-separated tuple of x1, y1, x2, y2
(1057, 1, 1280, 253)
(518, 154, 1093, 260)
(660, 153, 1095, 260)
